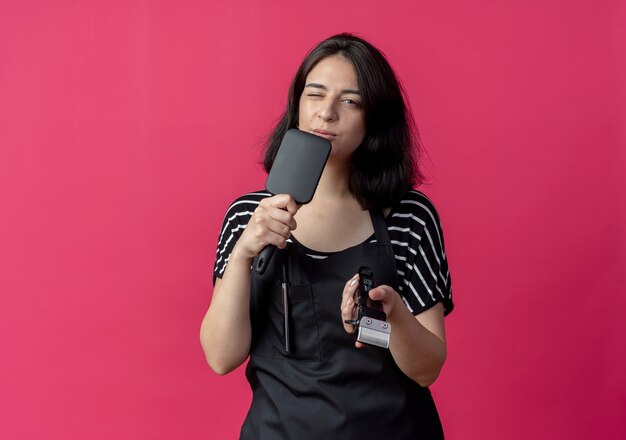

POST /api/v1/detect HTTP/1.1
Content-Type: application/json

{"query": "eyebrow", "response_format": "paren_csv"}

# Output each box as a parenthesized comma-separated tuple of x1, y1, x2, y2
(305, 83, 361, 95)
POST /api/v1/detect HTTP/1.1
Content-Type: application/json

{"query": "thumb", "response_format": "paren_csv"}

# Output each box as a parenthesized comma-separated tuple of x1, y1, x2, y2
(368, 285, 398, 317)
(368, 285, 391, 302)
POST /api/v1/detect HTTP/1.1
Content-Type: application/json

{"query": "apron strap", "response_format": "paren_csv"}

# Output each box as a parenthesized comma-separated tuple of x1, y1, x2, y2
(369, 210, 391, 246)
(369, 209, 401, 292)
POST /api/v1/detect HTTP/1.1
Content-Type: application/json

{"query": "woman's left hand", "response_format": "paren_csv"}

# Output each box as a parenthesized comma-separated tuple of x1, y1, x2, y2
(340, 274, 404, 347)
(340, 275, 447, 385)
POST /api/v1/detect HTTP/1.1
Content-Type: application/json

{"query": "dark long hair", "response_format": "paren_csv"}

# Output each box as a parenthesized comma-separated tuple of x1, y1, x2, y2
(264, 33, 423, 210)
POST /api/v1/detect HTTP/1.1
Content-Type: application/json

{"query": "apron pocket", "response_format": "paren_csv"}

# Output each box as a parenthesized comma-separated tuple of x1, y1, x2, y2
(287, 284, 322, 360)
(250, 283, 322, 361)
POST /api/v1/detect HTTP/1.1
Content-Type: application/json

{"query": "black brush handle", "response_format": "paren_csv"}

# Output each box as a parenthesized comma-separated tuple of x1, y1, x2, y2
(254, 245, 276, 275)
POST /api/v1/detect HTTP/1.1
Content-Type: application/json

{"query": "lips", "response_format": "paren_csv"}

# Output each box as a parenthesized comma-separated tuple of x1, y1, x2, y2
(312, 129, 336, 140)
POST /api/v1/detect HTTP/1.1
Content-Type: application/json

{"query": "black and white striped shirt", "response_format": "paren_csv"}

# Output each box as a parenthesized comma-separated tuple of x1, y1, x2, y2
(213, 190, 453, 316)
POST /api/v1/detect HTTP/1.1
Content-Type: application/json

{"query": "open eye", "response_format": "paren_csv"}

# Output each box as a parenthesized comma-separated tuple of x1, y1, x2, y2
(342, 98, 361, 107)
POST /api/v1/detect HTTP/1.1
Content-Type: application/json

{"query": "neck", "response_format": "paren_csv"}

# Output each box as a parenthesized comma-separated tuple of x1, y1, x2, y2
(313, 159, 351, 199)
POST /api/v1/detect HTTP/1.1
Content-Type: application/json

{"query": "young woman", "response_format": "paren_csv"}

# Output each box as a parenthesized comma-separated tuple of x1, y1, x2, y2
(201, 33, 453, 439)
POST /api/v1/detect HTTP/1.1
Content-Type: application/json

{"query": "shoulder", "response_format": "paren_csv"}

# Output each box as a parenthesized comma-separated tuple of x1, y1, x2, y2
(387, 189, 453, 316)
(220, 190, 271, 221)
(217, 190, 270, 239)
(387, 189, 444, 233)
(224, 190, 272, 213)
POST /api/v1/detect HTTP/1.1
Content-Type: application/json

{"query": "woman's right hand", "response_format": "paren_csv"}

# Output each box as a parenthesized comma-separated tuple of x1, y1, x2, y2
(201, 195, 297, 374)
(231, 194, 299, 261)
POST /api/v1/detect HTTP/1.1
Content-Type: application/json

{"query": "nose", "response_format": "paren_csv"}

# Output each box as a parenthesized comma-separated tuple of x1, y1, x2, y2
(317, 98, 337, 122)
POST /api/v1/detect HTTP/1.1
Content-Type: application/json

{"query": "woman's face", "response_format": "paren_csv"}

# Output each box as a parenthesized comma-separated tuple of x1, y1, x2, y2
(298, 55, 366, 162)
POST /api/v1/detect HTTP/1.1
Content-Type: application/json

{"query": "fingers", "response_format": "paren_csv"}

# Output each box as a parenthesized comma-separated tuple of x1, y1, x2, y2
(254, 197, 298, 243)
(251, 214, 291, 246)
(247, 214, 291, 251)
(235, 194, 300, 259)
(262, 194, 300, 216)
(340, 280, 400, 348)
(341, 274, 359, 334)
(259, 195, 298, 229)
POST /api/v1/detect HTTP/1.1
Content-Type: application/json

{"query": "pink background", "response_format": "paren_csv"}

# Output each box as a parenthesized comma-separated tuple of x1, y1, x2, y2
(1, 0, 625, 438)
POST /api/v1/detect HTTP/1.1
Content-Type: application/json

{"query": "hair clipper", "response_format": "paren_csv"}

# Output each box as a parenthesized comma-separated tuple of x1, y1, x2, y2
(345, 266, 391, 349)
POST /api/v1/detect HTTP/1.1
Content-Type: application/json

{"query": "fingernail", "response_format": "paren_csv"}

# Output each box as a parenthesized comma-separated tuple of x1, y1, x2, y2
(350, 278, 358, 286)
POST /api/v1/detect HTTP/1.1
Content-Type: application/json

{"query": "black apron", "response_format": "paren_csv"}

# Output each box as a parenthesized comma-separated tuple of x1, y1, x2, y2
(243, 210, 444, 439)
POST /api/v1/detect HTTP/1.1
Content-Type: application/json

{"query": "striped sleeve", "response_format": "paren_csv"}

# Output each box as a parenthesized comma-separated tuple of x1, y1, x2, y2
(212, 191, 271, 284)
(388, 190, 453, 316)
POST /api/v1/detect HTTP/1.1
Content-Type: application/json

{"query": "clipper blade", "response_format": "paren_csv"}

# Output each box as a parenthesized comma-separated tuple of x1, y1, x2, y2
(356, 317, 391, 349)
